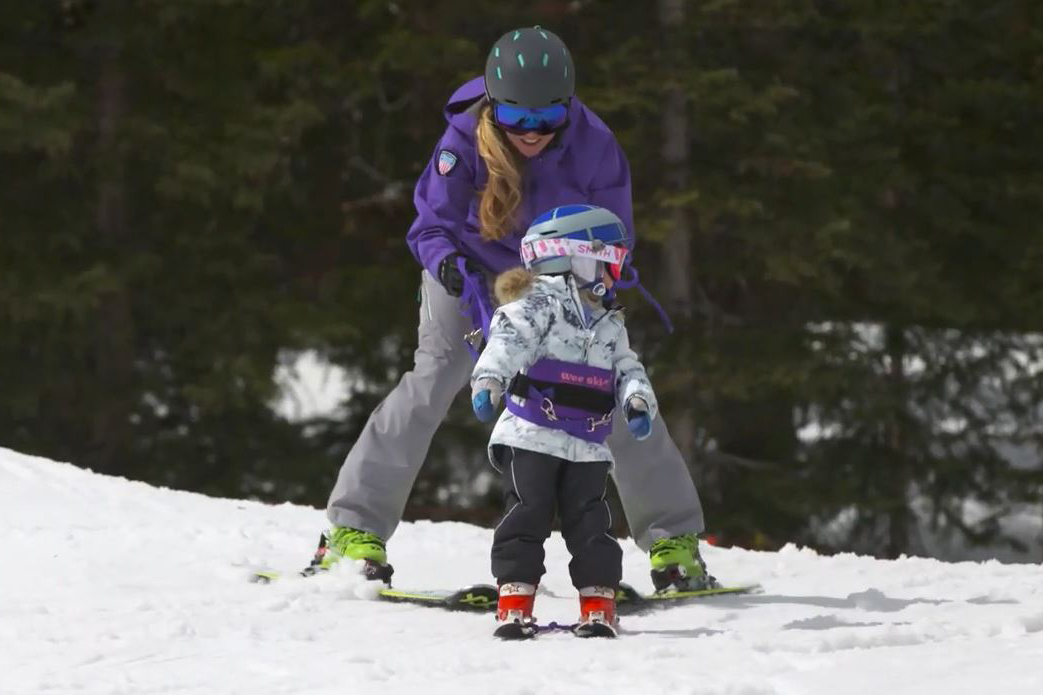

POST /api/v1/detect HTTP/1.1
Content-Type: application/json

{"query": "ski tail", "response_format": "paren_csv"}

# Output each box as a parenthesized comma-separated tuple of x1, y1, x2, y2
(378, 584, 499, 612)
(615, 581, 761, 615)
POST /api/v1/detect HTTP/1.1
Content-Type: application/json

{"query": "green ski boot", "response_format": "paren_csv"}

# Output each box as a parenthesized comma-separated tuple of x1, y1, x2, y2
(304, 527, 394, 584)
(649, 533, 717, 592)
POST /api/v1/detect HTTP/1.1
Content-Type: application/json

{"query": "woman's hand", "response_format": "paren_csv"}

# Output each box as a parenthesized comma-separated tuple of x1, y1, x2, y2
(438, 254, 479, 297)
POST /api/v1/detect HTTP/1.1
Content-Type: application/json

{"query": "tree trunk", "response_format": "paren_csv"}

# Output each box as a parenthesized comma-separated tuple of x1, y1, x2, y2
(89, 8, 136, 476)
(658, 0, 702, 486)
(883, 324, 911, 558)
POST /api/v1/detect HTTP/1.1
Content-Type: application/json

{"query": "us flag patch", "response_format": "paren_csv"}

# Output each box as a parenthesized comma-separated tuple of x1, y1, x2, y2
(437, 150, 458, 176)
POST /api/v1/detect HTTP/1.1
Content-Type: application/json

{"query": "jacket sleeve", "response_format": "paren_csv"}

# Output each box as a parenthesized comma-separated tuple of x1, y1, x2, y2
(587, 139, 636, 250)
(406, 125, 477, 278)
(612, 323, 659, 420)
(471, 292, 554, 388)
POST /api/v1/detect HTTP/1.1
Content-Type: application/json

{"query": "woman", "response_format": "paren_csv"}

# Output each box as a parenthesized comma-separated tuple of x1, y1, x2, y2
(316, 26, 711, 592)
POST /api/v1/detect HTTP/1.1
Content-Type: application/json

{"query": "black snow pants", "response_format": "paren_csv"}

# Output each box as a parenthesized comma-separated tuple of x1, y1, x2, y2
(491, 445, 622, 590)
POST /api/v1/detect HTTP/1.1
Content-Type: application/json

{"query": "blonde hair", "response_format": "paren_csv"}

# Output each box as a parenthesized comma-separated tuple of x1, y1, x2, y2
(475, 105, 523, 241)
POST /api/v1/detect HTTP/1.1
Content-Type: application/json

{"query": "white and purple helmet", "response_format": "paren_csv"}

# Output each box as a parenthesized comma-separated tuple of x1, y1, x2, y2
(519, 205, 629, 286)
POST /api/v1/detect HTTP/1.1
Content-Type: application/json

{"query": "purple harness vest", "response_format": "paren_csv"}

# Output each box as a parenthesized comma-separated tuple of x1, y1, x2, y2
(504, 358, 617, 444)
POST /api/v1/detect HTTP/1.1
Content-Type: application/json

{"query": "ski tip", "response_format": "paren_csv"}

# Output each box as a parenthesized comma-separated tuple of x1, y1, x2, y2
(573, 621, 618, 639)
(448, 584, 499, 611)
(377, 583, 498, 612)
(494, 621, 538, 640)
(650, 583, 762, 599)
(250, 569, 281, 584)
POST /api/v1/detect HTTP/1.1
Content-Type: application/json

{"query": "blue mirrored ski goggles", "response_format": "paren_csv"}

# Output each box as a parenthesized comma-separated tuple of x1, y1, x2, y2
(493, 102, 569, 135)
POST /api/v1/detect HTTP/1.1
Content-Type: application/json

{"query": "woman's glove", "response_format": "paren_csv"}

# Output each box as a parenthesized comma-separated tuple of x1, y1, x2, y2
(438, 254, 479, 297)
(625, 396, 652, 441)
(471, 377, 504, 423)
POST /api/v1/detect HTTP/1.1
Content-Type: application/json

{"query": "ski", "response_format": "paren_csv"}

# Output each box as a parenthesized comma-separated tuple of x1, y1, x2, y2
(248, 558, 393, 585)
(378, 584, 499, 612)
(572, 620, 618, 638)
(493, 621, 538, 640)
(249, 532, 395, 585)
(249, 569, 499, 611)
(250, 568, 283, 583)
(615, 582, 761, 616)
(250, 569, 757, 615)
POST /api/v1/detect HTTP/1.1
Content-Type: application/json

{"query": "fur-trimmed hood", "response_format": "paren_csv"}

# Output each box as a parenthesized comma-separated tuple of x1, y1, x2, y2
(494, 267, 618, 316)
(493, 267, 535, 305)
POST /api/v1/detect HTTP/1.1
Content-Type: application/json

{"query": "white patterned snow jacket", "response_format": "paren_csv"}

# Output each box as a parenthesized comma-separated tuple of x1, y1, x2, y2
(471, 270, 658, 465)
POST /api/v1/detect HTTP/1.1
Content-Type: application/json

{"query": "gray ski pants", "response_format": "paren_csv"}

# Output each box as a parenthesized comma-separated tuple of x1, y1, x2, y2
(327, 270, 705, 551)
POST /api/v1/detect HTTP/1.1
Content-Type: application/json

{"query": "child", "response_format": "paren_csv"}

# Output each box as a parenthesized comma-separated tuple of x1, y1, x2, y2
(470, 204, 659, 640)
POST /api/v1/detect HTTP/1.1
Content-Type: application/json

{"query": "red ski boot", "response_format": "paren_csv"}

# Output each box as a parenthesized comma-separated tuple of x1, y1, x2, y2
(494, 582, 537, 640)
(574, 586, 618, 638)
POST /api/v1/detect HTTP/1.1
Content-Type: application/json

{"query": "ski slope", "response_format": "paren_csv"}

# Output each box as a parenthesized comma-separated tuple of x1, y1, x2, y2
(2, 446, 1042, 695)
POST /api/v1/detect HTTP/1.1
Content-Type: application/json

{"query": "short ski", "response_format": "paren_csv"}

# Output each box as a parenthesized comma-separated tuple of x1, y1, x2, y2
(374, 583, 757, 614)
(494, 621, 538, 640)
(490, 621, 616, 638)
(572, 621, 617, 638)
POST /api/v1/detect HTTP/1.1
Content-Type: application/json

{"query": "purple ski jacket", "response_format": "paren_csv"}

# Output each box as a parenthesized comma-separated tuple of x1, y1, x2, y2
(406, 76, 634, 279)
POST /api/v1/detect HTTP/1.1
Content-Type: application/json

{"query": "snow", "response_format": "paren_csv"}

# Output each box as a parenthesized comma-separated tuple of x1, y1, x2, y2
(2, 446, 1042, 695)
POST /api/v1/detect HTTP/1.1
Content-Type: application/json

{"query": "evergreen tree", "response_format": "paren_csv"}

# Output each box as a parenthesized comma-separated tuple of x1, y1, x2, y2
(0, 1, 1039, 559)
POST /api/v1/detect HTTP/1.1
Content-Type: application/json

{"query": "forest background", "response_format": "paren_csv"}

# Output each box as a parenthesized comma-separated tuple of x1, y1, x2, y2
(2, 0, 1042, 561)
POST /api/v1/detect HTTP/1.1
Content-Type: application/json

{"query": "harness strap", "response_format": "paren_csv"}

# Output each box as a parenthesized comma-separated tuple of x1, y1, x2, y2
(508, 374, 616, 413)
(457, 256, 495, 360)
(503, 358, 618, 443)
(611, 259, 674, 334)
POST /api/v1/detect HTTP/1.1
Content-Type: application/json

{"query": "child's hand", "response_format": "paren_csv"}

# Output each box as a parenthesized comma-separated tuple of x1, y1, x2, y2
(471, 378, 503, 423)
(625, 396, 652, 441)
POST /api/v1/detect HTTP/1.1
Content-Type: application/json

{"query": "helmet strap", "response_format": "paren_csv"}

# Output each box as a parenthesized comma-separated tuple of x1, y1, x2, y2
(577, 279, 607, 297)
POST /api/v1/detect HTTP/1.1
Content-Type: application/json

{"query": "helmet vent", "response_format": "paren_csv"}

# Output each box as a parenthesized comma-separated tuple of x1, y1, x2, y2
(485, 27, 575, 107)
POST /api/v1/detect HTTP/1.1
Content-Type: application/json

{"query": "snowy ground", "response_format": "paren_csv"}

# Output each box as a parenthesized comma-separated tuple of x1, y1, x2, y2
(3, 446, 1042, 695)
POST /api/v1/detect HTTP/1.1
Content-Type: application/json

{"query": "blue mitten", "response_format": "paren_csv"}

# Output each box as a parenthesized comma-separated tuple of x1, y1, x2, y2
(472, 390, 495, 422)
(625, 397, 652, 441)
(471, 378, 503, 423)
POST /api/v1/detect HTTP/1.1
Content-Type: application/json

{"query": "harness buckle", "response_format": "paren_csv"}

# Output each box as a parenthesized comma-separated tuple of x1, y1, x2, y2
(587, 411, 613, 432)
(464, 328, 484, 351)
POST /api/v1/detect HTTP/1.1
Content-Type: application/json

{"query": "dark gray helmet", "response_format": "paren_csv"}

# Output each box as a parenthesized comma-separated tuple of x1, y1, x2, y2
(484, 26, 575, 108)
